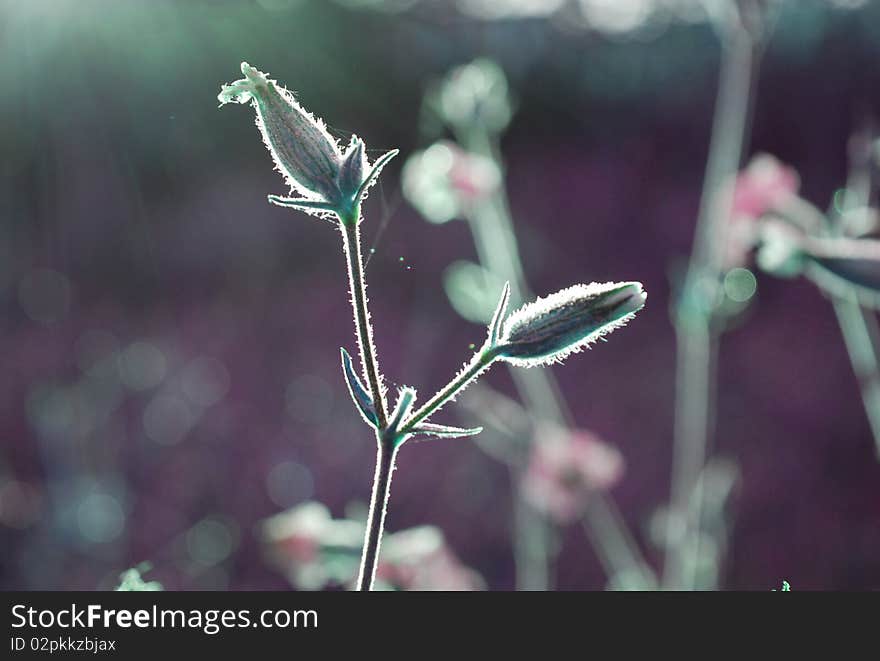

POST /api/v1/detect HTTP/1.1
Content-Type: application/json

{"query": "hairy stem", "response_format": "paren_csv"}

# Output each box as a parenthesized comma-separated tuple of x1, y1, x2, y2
(340, 209, 395, 591)
(402, 349, 497, 433)
(341, 213, 389, 429)
(356, 439, 398, 591)
(664, 24, 758, 590)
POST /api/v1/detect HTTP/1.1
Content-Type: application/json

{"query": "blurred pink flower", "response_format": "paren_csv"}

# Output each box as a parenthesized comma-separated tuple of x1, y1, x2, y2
(522, 425, 624, 524)
(262, 502, 362, 590)
(725, 154, 800, 268)
(377, 526, 485, 591)
(402, 141, 501, 223)
(263, 503, 484, 590)
(731, 154, 800, 221)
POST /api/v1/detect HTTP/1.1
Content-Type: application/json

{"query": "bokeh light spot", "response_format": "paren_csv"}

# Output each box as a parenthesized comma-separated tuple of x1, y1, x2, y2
(76, 492, 125, 544)
(723, 267, 757, 303)
(119, 342, 167, 391)
(186, 518, 238, 568)
(143, 395, 196, 445)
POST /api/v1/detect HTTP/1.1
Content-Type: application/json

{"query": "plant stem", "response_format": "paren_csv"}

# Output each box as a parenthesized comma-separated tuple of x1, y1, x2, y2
(459, 133, 649, 590)
(341, 213, 389, 429)
(664, 23, 758, 590)
(356, 439, 398, 591)
(831, 301, 880, 458)
(339, 209, 395, 591)
(402, 349, 497, 433)
(582, 499, 655, 590)
(829, 126, 880, 459)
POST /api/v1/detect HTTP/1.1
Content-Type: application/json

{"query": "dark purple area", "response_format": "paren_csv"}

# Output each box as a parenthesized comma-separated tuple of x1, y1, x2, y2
(1, 0, 879, 590)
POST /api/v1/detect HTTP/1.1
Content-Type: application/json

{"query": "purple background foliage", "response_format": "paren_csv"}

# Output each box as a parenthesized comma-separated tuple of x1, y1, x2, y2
(2, 0, 880, 590)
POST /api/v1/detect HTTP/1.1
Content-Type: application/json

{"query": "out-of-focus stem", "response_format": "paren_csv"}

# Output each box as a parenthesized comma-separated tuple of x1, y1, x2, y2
(582, 499, 655, 590)
(664, 23, 758, 590)
(460, 130, 649, 590)
(831, 302, 880, 458)
(829, 127, 880, 459)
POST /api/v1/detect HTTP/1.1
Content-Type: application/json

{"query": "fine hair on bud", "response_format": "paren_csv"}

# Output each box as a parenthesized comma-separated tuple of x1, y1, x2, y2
(219, 63, 344, 206)
(495, 282, 646, 367)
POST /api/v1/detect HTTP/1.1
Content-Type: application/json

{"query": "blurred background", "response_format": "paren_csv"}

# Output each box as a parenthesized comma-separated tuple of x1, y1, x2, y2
(2, 0, 880, 590)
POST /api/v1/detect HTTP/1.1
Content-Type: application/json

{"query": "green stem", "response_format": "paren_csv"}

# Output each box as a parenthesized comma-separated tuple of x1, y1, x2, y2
(665, 24, 758, 590)
(339, 209, 395, 591)
(460, 135, 648, 590)
(832, 301, 880, 458)
(582, 499, 655, 590)
(401, 349, 497, 434)
(341, 213, 388, 429)
(356, 439, 398, 591)
(829, 127, 880, 459)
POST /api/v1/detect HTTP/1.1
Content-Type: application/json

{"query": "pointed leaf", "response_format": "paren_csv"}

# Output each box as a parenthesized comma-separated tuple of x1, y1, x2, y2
(487, 281, 511, 346)
(411, 422, 484, 440)
(388, 386, 416, 432)
(338, 136, 366, 199)
(354, 149, 399, 205)
(340, 348, 378, 427)
(268, 195, 339, 223)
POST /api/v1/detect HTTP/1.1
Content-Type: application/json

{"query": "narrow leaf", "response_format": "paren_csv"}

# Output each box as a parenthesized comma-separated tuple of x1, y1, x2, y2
(388, 386, 417, 432)
(411, 422, 484, 440)
(354, 149, 399, 205)
(487, 281, 511, 346)
(340, 348, 378, 427)
(268, 195, 339, 223)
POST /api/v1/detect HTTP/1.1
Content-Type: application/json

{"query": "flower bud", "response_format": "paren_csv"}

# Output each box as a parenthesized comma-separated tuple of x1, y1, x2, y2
(495, 282, 646, 366)
(338, 136, 366, 201)
(755, 220, 804, 278)
(219, 63, 344, 206)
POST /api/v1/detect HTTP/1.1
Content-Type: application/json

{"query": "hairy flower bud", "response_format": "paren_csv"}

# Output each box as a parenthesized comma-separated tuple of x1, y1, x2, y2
(495, 282, 646, 366)
(338, 136, 366, 201)
(220, 63, 398, 223)
(219, 62, 344, 206)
